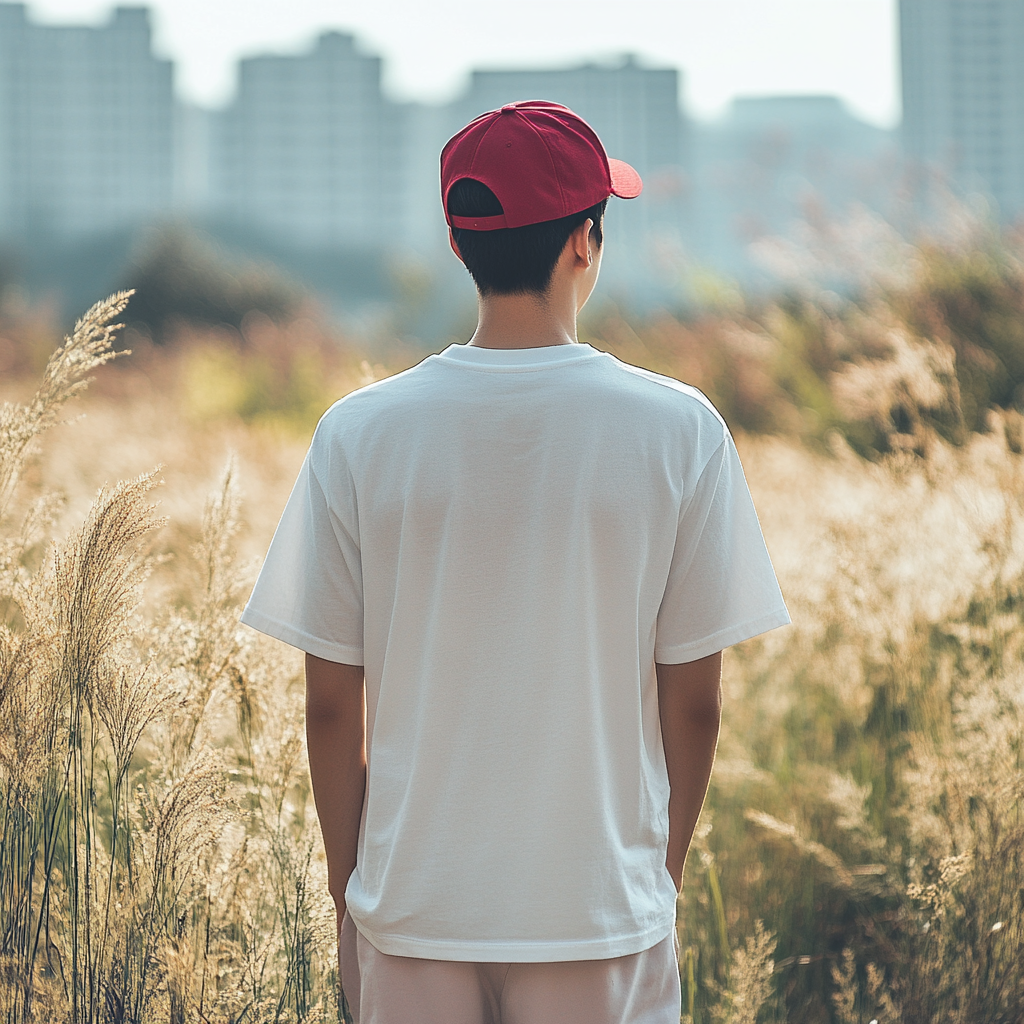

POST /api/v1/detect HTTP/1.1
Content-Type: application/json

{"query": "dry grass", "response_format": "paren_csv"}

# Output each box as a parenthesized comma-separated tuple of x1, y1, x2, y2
(0, 300, 338, 1022)
(1, 287, 1023, 1023)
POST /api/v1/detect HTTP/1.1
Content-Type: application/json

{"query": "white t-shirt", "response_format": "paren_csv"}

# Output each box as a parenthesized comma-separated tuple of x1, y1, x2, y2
(241, 342, 789, 962)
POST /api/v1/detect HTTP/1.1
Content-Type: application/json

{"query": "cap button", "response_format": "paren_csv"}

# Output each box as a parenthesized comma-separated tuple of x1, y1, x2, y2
(500, 103, 517, 113)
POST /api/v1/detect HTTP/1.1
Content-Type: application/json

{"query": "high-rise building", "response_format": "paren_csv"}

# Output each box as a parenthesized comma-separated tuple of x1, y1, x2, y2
(900, 0, 1024, 220)
(214, 31, 405, 249)
(0, 4, 173, 240)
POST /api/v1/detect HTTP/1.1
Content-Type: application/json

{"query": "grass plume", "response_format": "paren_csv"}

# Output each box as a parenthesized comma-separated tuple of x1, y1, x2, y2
(0, 292, 131, 523)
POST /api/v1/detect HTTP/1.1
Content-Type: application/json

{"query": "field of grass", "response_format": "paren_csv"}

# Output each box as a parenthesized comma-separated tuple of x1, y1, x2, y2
(1, 237, 1023, 1023)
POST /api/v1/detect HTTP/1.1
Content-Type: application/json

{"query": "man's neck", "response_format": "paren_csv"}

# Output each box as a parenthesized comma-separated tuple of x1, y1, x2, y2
(467, 290, 577, 350)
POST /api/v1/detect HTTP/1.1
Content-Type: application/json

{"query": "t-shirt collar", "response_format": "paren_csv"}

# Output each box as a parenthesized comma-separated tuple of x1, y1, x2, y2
(437, 342, 602, 370)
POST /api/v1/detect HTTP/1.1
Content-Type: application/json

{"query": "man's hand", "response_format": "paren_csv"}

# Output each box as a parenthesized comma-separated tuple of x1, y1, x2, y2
(657, 651, 723, 890)
(305, 654, 366, 913)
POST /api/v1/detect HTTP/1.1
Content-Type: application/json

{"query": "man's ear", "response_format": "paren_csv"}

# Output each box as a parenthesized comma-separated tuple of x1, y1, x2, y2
(570, 219, 594, 266)
(448, 228, 465, 266)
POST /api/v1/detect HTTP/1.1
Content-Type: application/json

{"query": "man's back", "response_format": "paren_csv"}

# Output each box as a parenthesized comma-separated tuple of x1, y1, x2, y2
(242, 341, 789, 961)
(245, 99, 790, 1024)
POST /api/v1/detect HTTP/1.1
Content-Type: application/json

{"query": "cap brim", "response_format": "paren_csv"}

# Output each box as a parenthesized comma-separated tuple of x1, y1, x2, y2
(609, 158, 643, 199)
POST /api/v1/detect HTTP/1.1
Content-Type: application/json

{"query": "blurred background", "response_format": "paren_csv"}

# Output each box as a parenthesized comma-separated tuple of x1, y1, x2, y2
(0, 0, 1016, 343)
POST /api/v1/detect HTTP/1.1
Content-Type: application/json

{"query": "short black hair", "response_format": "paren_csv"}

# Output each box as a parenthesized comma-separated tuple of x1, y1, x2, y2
(447, 179, 607, 296)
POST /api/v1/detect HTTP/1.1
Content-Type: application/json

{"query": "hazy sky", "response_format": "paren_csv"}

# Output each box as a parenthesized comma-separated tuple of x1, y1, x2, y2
(26, 0, 900, 126)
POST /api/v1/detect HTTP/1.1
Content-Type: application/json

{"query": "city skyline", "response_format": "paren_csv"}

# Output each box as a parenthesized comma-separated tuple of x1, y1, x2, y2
(23, 0, 900, 125)
(5, 0, 1019, 331)
(0, 0, 902, 323)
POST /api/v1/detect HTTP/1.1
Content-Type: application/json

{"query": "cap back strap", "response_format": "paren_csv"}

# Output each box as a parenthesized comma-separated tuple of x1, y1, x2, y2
(449, 213, 509, 231)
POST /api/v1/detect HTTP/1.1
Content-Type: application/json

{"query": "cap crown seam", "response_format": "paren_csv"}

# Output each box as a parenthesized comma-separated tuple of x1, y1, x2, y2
(441, 116, 496, 212)
(520, 114, 567, 218)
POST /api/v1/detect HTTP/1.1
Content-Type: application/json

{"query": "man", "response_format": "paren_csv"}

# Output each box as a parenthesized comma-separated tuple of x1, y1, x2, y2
(241, 100, 790, 1024)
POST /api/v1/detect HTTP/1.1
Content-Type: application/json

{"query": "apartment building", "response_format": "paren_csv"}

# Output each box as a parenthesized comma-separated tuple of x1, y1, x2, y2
(901, 0, 1024, 219)
(0, 3, 173, 239)
(213, 31, 405, 249)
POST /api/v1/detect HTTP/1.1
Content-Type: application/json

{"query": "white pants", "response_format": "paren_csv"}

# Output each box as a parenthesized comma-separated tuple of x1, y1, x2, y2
(339, 912, 681, 1024)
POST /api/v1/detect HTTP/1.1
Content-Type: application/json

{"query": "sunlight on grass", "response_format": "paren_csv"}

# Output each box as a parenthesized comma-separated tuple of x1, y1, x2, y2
(2, 232, 1024, 1020)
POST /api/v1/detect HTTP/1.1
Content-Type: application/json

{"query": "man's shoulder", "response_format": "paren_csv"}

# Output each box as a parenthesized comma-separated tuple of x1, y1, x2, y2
(315, 356, 439, 431)
(601, 355, 724, 417)
(593, 353, 730, 442)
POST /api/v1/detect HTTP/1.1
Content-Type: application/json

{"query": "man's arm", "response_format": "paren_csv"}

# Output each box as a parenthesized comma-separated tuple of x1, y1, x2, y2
(657, 651, 723, 890)
(305, 654, 366, 912)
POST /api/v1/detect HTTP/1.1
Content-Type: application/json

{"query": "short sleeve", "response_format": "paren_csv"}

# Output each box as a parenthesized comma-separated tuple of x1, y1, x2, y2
(240, 450, 364, 664)
(654, 435, 790, 664)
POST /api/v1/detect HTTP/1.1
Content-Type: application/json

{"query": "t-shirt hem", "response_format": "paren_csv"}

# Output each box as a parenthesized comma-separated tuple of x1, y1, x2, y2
(350, 917, 676, 963)
(655, 606, 791, 664)
(239, 606, 363, 665)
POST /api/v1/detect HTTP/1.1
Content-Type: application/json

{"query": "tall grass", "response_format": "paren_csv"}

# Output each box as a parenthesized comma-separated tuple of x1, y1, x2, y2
(0, 297, 339, 1022)
(1, 238, 1023, 1021)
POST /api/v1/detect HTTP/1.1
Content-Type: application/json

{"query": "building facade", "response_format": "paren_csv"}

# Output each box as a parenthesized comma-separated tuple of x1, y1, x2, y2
(0, 3, 173, 240)
(900, 0, 1024, 220)
(214, 31, 405, 249)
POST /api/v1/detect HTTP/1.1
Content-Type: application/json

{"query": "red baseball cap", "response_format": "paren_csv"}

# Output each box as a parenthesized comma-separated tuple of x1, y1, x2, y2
(441, 100, 643, 231)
